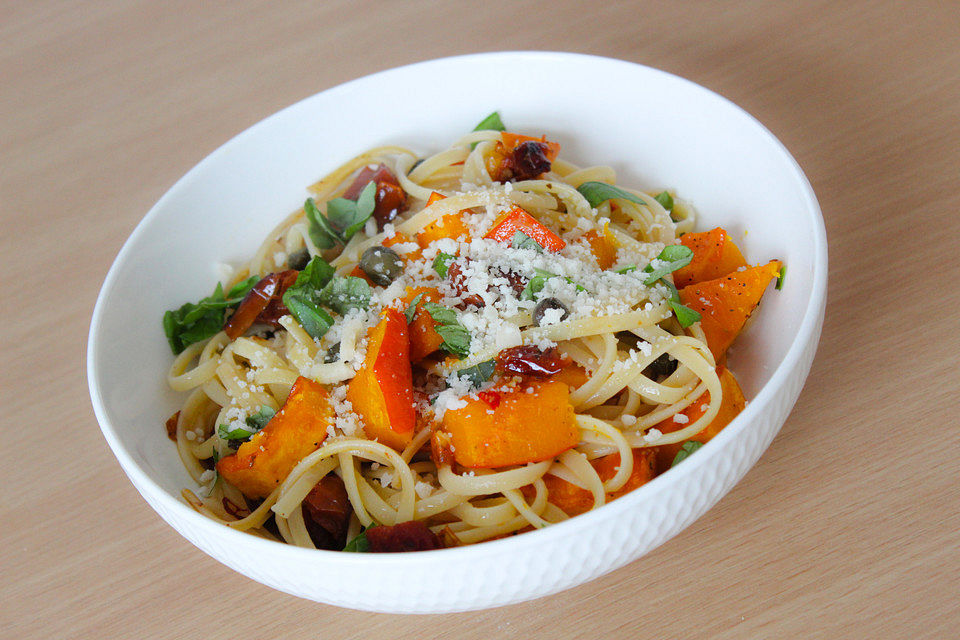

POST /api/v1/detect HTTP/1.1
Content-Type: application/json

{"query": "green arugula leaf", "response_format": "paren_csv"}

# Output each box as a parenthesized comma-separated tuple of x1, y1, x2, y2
(343, 524, 376, 552)
(304, 198, 338, 249)
(473, 111, 506, 132)
(456, 359, 496, 388)
(404, 292, 425, 324)
(282, 289, 334, 339)
(776, 264, 786, 290)
(432, 252, 454, 278)
(577, 181, 648, 208)
(510, 230, 543, 252)
(671, 441, 703, 467)
(319, 276, 371, 315)
(422, 302, 471, 357)
(643, 245, 694, 285)
(654, 190, 674, 211)
(163, 276, 259, 354)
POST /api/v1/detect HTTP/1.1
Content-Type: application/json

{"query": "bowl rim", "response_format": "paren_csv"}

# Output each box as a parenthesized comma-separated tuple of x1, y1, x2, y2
(87, 50, 828, 567)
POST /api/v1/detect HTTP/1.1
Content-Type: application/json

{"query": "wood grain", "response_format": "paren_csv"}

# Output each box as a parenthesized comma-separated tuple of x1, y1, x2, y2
(2, 1, 958, 638)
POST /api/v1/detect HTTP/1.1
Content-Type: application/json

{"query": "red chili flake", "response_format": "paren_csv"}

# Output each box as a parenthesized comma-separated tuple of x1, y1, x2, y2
(477, 390, 501, 409)
(223, 270, 298, 339)
(366, 520, 443, 553)
(496, 346, 567, 377)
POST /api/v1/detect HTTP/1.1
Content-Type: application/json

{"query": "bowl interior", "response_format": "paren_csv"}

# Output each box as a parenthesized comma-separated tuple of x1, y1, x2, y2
(89, 52, 823, 569)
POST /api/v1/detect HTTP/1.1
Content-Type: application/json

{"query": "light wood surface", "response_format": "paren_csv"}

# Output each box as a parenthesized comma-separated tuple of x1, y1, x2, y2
(3, 2, 958, 638)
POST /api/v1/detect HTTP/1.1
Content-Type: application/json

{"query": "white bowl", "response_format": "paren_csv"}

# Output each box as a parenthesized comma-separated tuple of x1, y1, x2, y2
(87, 51, 826, 613)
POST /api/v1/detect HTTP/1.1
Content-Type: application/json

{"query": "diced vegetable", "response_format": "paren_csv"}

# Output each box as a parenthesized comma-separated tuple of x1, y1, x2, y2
(217, 376, 334, 498)
(223, 270, 299, 340)
(382, 231, 422, 263)
(673, 227, 748, 288)
(346, 309, 416, 451)
(416, 192, 471, 248)
(342, 163, 407, 228)
(302, 475, 351, 550)
(536, 448, 656, 517)
(484, 205, 566, 252)
(580, 227, 618, 270)
(401, 287, 445, 362)
(440, 379, 578, 468)
(486, 133, 561, 182)
(365, 520, 443, 552)
(679, 260, 782, 361)
(652, 366, 745, 473)
(500, 132, 560, 162)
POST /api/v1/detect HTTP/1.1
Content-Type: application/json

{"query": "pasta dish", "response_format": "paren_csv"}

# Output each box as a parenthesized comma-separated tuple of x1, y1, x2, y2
(162, 113, 782, 552)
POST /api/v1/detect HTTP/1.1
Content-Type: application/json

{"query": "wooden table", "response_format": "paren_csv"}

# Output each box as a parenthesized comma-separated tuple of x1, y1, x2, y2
(4, 2, 958, 637)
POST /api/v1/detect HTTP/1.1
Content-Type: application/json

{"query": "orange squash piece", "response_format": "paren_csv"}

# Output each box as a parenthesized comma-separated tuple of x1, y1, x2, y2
(347, 309, 416, 451)
(679, 260, 782, 361)
(416, 191, 471, 248)
(484, 205, 566, 252)
(217, 376, 334, 499)
(673, 227, 748, 288)
(537, 448, 657, 517)
(382, 231, 422, 263)
(580, 227, 618, 270)
(402, 286, 445, 362)
(652, 366, 746, 473)
(500, 132, 561, 161)
(441, 379, 578, 468)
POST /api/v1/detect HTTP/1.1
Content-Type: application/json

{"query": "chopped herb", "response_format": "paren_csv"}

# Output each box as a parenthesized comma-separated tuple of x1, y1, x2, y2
(343, 524, 376, 552)
(294, 255, 335, 290)
(521, 268, 585, 301)
(654, 191, 674, 211)
(422, 302, 471, 357)
(217, 422, 255, 443)
(304, 181, 377, 248)
(432, 252, 455, 278)
(671, 441, 703, 467)
(643, 245, 694, 285)
(614, 264, 638, 274)
(658, 279, 702, 328)
(319, 276, 371, 315)
(245, 405, 276, 431)
(776, 264, 786, 290)
(456, 359, 496, 387)
(577, 181, 648, 208)
(510, 230, 543, 252)
(163, 276, 259, 354)
(282, 290, 334, 339)
(404, 292, 426, 324)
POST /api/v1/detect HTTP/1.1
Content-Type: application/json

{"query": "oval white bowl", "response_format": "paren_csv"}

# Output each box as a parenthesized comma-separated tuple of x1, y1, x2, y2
(87, 51, 827, 613)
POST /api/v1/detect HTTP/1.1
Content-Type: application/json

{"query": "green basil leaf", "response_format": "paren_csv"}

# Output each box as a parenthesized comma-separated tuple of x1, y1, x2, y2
(577, 181, 647, 208)
(294, 255, 335, 290)
(343, 524, 376, 552)
(669, 300, 702, 328)
(343, 181, 377, 240)
(671, 440, 703, 467)
(473, 111, 505, 132)
(325, 197, 358, 235)
(776, 264, 786, 290)
(432, 252, 454, 278)
(282, 289, 334, 339)
(434, 323, 471, 358)
(510, 230, 543, 252)
(319, 276, 371, 315)
(162, 276, 259, 354)
(304, 198, 338, 249)
(643, 245, 694, 285)
(422, 302, 458, 327)
(404, 292, 425, 324)
(457, 359, 496, 388)
(245, 405, 276, 431)
(614, 264, 637, 274)
(217, 422, 256, 442)
(521, 268, 558, 301)
(654, 191, 674, 211)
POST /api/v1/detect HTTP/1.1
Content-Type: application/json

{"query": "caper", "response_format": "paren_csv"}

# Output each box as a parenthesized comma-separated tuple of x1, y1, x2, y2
(323, 342, 340, 363)
(359, 246, 403, 286)
(532, 297, 569, 326)
(643, 352, 678, 380)
(288, 247, 310, 271)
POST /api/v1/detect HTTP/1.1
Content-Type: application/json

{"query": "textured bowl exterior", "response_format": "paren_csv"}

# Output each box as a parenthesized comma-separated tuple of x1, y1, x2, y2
(88, 52, 828, 613)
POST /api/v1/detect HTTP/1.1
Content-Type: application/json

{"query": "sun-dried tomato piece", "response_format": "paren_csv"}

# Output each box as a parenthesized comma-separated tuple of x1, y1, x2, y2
(223, 270, 299, 339)
(342, 164, 408, 229)
(165, 411, 180, 442)
(446, 260, 527, 309)
(366, 520, 443, 552)
(511, 140, 552, 180)
(302, 475, 352, 551)
(477, 390, 501, 409)
(496, 346, 567, 378)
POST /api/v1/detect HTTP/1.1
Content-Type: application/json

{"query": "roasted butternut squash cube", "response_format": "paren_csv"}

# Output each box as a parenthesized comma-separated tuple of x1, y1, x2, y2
(673, 227, 748, 288)
(347, 308, 416, 451)
(535, 448, 656, 517)
(217, 376, 333, 499)
(441, 379, 578, 468)
(416, 192, 471, 248)
(581, 227, 618, 270)
(402, 286, 444, 363)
